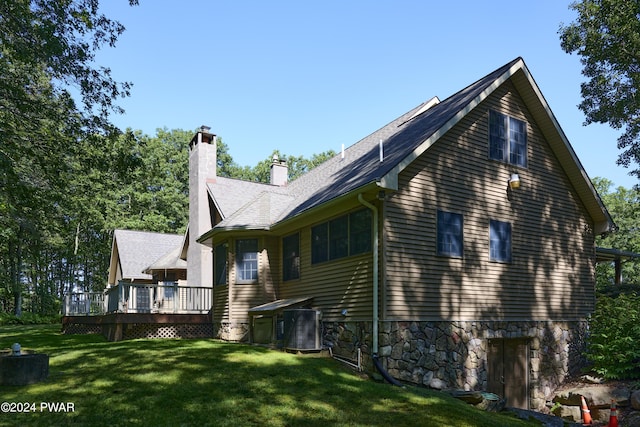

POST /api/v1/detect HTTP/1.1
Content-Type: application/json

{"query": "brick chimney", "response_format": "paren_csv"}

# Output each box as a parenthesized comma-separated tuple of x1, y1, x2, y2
(270, 154, 288, 186)
(187, 125, 216, 287)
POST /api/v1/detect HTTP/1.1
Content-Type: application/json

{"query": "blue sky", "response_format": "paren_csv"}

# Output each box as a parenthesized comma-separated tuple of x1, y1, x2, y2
(96, 0, 637, 189)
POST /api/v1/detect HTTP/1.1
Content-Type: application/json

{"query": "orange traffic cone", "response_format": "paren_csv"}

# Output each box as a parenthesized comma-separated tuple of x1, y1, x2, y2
(580, 395, 593, 425)
(608, 400, 618, 427)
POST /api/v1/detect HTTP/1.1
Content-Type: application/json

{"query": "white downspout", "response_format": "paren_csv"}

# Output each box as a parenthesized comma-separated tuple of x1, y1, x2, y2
(358, 193, 379, 355)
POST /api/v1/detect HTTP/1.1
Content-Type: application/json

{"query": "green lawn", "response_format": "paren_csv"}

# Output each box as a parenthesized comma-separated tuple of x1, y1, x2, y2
(0, 325, 540, 427)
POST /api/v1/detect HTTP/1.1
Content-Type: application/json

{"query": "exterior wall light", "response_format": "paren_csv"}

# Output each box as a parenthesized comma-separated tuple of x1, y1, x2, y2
(509, 173, 521, 190)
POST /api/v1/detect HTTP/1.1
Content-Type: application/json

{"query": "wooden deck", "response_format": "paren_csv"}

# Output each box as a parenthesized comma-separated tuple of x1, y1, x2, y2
(62, 312, 213, 341)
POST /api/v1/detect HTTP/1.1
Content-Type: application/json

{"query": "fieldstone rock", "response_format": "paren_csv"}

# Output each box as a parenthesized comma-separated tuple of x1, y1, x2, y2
(422, 370, 433, 386)
(623, 410, 640, 427)
(553, 384, 630, 408)
(379, 345, 392, 357)
(551, 404, 581, 422)
(506, 408, 565, 427)
(449, 390, 484, 404)
(632, 390, 640, 410)
(429, 378, 447, 390)
(591, 407, 611, 424)
(580, 374, 604, 384)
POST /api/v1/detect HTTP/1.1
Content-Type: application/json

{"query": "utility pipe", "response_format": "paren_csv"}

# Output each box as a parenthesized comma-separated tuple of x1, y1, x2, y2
(357, 193, 379, 355)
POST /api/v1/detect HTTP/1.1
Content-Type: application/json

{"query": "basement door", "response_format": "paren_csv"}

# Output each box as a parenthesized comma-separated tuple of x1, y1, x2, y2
(487, 338, 529, 409)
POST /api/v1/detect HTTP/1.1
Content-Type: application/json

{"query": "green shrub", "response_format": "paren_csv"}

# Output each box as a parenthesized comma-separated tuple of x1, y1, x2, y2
(0, 312, 60, 326)
(586, 293, 640, 379)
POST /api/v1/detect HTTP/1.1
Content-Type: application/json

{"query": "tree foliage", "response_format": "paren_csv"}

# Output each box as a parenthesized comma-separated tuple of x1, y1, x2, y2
(0, 0, 137, 315)
(587, 293, 640, 379)
(593, 177, 640, 292)
(0, 121, 336, 315)
(0, 1, 338, 317)
(1, 0, 137, 126)
(231, 150, 336, 183)
(560, 0, 640, 177)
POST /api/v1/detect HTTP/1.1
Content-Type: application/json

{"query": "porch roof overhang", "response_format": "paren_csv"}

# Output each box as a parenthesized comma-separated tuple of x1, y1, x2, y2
(248, 297, 314, 316)
(596, 246, 640, 286)
(596, 247, 640, 263)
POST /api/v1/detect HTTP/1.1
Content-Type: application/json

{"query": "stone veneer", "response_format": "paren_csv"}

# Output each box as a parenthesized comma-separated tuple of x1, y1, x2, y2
(215, 321, 249, 342)
(324, 320, 588, 411)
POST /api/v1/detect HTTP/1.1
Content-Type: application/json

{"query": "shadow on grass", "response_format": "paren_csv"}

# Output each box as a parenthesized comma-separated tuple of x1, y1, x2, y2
(0, 325, 537, 427)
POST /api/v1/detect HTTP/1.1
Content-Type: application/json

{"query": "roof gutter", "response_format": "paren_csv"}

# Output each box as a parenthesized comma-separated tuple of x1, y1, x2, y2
(357, 193, 379, 355)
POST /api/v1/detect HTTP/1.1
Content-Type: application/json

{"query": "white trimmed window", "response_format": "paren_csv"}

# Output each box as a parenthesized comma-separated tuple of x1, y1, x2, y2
(437, 210, 463, 257)
(236, 239, 258, 283)
(489, 110, 527, 167)
(490, 220, 512, 263)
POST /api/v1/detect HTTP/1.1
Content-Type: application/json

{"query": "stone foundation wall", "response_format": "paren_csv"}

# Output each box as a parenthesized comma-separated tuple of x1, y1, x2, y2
(323, 319, 588, 411)
(214, 321, 249, 342)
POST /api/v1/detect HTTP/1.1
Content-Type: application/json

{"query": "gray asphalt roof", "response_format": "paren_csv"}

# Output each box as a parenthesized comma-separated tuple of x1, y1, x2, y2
(207, 58, 521, 232)
(143, 243, 187, 273)
(202, 57, 613, 238)
(113, 229, 184, 280)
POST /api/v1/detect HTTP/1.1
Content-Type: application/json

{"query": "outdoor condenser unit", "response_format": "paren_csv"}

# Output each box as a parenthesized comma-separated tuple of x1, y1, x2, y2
(283, 309, 322, 351)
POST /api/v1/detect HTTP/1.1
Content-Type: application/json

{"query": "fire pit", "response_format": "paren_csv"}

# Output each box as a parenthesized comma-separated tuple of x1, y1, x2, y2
(0, 343, 49, 386)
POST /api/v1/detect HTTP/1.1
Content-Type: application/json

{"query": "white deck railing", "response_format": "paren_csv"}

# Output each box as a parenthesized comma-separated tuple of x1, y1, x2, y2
(63, 292, 105, 316)
(63, 281, 212, 316)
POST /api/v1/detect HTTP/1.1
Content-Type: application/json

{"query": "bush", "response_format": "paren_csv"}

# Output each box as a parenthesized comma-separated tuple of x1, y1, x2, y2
(0, 312, 60, 326)
(586, 293, 640, 379)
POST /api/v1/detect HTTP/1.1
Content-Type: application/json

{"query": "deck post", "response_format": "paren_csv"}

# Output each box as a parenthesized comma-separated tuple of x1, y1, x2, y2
(64, 294, 70, 316)
(174, 281, 178, 313)
(118, 282, 125, 313)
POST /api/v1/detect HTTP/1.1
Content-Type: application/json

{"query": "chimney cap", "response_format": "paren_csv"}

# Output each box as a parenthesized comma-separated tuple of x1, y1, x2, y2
(189, 125, 216, 150)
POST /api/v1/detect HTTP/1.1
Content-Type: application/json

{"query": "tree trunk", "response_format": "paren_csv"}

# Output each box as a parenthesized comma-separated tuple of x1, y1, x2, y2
(9, 229, 23, 317)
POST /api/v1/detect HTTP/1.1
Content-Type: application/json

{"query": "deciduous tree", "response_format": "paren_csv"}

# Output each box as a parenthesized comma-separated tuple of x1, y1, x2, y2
(0, 0, 137, 315)
(560, 0, 640, 177)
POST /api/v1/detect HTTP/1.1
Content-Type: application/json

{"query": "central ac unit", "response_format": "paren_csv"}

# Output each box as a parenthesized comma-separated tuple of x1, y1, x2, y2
(283, 309, 322, 351)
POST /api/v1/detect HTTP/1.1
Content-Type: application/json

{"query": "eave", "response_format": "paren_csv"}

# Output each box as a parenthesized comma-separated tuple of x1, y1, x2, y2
(197, 181, 383, 246)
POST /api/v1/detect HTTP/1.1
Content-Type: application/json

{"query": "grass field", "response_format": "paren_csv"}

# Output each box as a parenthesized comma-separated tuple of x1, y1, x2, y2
(0, 325, 540, 426)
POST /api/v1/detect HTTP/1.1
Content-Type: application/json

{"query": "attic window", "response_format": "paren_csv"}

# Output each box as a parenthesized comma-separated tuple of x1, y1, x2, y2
(489, 110, 527, 167)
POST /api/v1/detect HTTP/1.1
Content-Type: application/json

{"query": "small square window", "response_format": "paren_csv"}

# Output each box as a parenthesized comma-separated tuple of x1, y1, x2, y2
(490, 220, 512, 262)
(437, 210, 463, 257)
